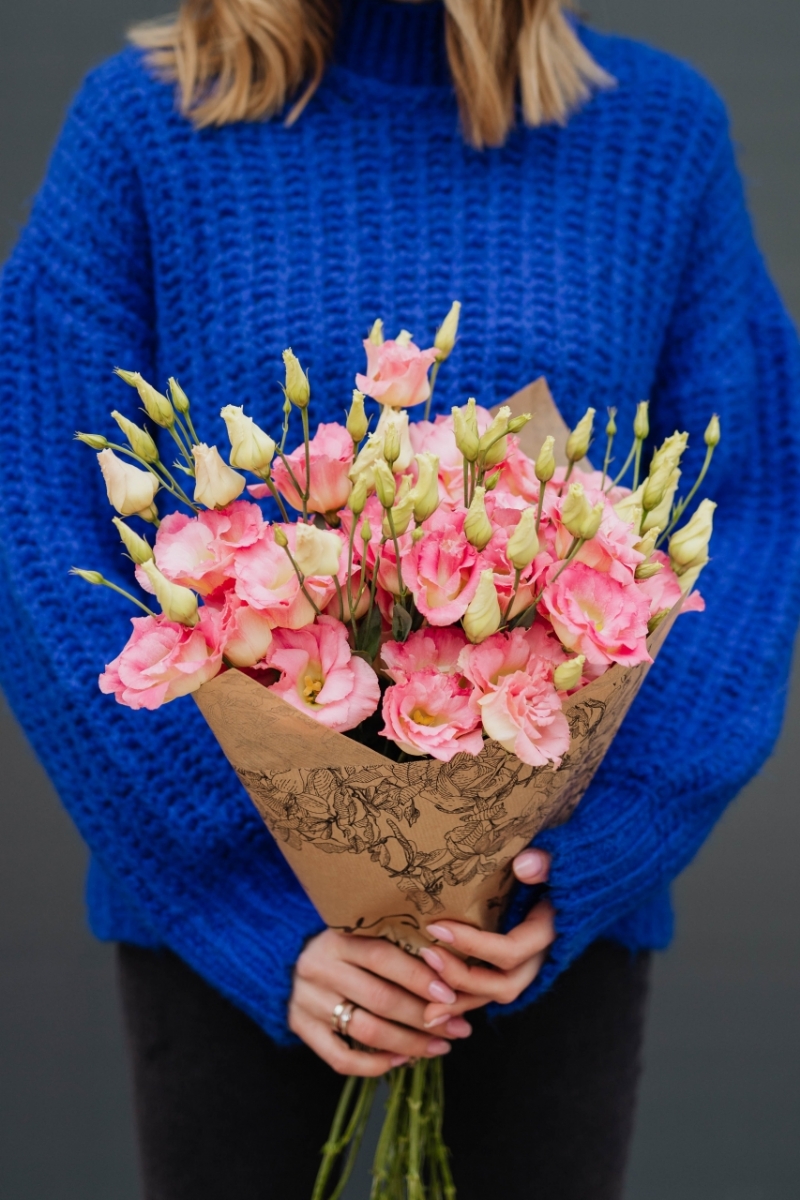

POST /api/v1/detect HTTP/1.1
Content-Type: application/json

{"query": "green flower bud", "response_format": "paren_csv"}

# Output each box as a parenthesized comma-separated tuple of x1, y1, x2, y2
(506, 508, 539, 570)
(382, 420, 401, 467)
(634, 561, 664, 580)
(484, 470, 502, 492)
(641, 460, 672, 513)
(534, 435, 556, 484)
(606, 408, 618, 437)
(168, 378, 191, 416)
(112, 517, 153, 565)
(669, 499, 716, 573)
(434, 300, 461, 360)
(411, 527, 425, 543)
(360, 518, 372, 542)
(346, 391, 369, 444)
(395, 329, 413, 347)
(373, 459, 397, 509)
(383, 491, 415, 538)
(463, 569, 502, 644)
(479, 406, 510, 467)
(452, 404, 480, 462)
(633, 400, 650, 441)
(565, 407, 595, 463)
(553, 655, 585, 692)
(507, 413, 532, 435)
(648, 607, 672, 634)
(273, 526, 289, 549)
(561, 483, 594, 540)
(75, 432, 109, 450)
(111, 410, 160, 463)
(282, 349, 310, 409)
(220, 405, 276, 473)
(70, 568, 104, 586)
(368, 319, 384, 346)
(140, 559, 199, 626)
(348, 475, 368, 516)
(464, 487, 494, 550)
(115, 369, 175, 429)
(704, 413, 721, 448)
(409, 452, 440, 522)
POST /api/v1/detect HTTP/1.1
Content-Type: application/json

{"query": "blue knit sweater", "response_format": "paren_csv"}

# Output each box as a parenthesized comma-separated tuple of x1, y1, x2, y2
(1, 0, 799, 1044)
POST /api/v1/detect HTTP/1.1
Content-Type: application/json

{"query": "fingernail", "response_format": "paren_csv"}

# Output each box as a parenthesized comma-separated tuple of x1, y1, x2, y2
(429, 980, 457, 1004)
(390, 1054, 410, 1067)
(514, 849, 547, 882)
(419, 947, 445, 973)
(424, 1014, 451, 1029)
(427, 1039, 452, 1056)
(446, 1018, 472, 1038)
(426, 924, 455, 944)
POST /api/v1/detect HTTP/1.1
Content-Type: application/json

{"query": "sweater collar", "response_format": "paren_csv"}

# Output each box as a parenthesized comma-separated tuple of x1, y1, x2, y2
(333, 0, 450, 88)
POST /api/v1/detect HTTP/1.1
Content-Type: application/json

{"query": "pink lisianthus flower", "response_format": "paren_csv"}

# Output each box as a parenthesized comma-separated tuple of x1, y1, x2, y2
(551, 486, 644, 584)
(217, 594, 274, 668)
(409, 406, 496, 507)
(458, 624, 566, 694)
(356, 338, 439, 409)
(260, 422, 353, 515)
(233, 525, 335, 629)
(265, 616, 380, 731)
(140, 501, 265, 597)
(380, 669, 483, 761)
(636, 550, 685, 618)
(539, 560, 652, 670)
(98, 608, 224, 710)
(477, 662, 570, 768)
(404, 511, 482, 625)
(381, 627, 468, 683)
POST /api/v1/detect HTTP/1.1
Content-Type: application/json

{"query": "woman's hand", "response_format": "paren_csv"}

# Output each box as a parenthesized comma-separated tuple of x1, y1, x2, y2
(419, 847, 555, 1028)
(289, 928, 474, 1077)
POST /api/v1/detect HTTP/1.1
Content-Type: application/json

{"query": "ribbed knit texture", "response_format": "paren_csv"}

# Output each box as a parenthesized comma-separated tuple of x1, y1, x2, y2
(1, 0, 799, 1043)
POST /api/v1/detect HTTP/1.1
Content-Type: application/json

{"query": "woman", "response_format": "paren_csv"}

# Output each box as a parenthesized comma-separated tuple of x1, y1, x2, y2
(0, 0, 798, 1197)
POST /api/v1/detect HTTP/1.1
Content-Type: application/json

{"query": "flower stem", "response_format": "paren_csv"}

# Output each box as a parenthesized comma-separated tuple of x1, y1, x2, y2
(610, 436, 639, 489)
(384, 509, 406, 596)
(72, 572, 157, 617)
(311, 1076, 359, 1200)
(632, 439, 644, 491)
(601, 431, 615, 489)
(278, 543, 322, 616)
(503, 567, 522, 624)
(534, 482, 547, 535)
(462, 457, 469, 509)
(260, 472, 290, 522)
(406, 1059, 427, 1200)
(423, 359, 442, 422)
(333, 576, 346, 622)
(301, 406, 312, 522)
(655, 444, 715, 548)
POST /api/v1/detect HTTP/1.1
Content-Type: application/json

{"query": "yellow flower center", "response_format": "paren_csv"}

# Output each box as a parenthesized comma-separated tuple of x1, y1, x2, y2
(578, 598, 605, 631)
(410, 707, 436, 726)
(302, 673, 324, 703)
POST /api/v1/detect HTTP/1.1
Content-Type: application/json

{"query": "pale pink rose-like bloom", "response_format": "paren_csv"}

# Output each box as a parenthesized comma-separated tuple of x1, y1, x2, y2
(380, 669, 484, 761)
(540, 561, 652, 669)
(266, 616, 381, 732)
(260, 422, 354, 515)
(478, 661, 570, 768)
(458, 625, 566, 694)
(143, 501, 264, 597)
(233, 526, 334, 629)
(404, 511, 482, 625)
(356, 338, 439, 409)
(217, 594, 274, 668)
(381, 627, 468, 683)
(98, 607, 223, 710)
(636, 549, 685, 618)
(491, 440, 539, 503)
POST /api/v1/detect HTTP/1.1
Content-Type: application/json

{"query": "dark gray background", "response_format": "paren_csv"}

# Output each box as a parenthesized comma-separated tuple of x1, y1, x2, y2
(1, 2, 798, 1197)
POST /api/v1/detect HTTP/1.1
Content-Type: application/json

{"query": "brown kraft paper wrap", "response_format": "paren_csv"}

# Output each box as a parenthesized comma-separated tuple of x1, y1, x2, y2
(194, 380, 679, 953)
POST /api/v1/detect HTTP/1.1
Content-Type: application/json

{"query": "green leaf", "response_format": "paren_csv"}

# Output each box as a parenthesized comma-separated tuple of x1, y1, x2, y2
(356, 602, 383, 660)
(391, 602, 413, 643)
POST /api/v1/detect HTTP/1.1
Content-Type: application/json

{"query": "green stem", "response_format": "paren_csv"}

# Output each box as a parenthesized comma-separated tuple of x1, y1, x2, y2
(632, 439, 644, 491)
(260, 472, 290, 523)
(278, 544, 322, 616)
(406, 1060, 427, 1200)
(312, 1076, 359, 1200)
(301, 406, 312, 522)
(326, 1077, 379, 1200)
(534, 482, 547, 535)
(511, 537, 584, 628)
(462, 457, 469, 509)
(167, 422, 195, 473)
(610, 437, 639, 489)
(371, 1068, 408, 1199)
(333, 577, 346, 622)
(601, 433, 615, 489)
(106, 442, 199, 512)
(423, 359, 442, 422)
(173, 413, 197, 457)
(384, 510, 406, 596)
(79, 575, 157, 617)
(656, 444, 714, 548)
(503, 567, 522, 624)
(273, 446, 307, 512)
(182, 410, 201, 447)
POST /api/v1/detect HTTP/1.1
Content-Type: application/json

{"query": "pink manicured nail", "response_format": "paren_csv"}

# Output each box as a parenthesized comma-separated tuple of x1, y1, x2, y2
(514, 849, 547, 882)
(427, 1039, 452, 1056)
(390, 1055, 409, 1067)
(446, 1018, 472, 1038)
(426, 924, 455, 944)
(424, 1014, 451, 1029)
(429, 980, 457, 1004)
(419, 947, 445, 973)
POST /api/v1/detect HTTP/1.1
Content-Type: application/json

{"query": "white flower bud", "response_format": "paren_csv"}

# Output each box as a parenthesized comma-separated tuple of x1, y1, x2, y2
(140, 559, 199, 626)
(704, 414, 721, 448)
(535, 436, 556, 485)
(382, 419, 402, 466)
(368, 319, 384, 346)
(452, 404, 480, 462)
(192, 444, 246, 509)
(650, 431, 688, 475)
(383, 491, 416, 538)
(76, 432, 109, 450)
(464, 487, 494, 550)
(168, 378, 191, 416)
(479, 406, 510, 467)
(641, 468, 680, 534)
(282, 349, 310, 409)
(463, 569, 502, 644)
(634, 561, 663, 580)
(348, 475, 368, 516)
(633, 527, 659, 559)
(293, 523, 343, 578)
(561, 483, 602, 541)
(395, 329, 413, 347)
(565, 407, 595, 463)
(112, 517, 153, 565)
(220, 405, 276, 473)
(553, 655, 585, 692)
(434, 301, 461, 360)
(98, 449, 160, 517)
(409, 452, 440, 523)
(669, 499, 716, 573)
(613, 485, 644, 529)
(506, 508, 539, 570)
(373, 459, 397, 509)
(115, 369, 175, 429)
(633, 401, 650, 441)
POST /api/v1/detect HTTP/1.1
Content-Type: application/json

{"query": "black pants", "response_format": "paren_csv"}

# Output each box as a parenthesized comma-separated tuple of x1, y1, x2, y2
(117, 940, 650, 1200)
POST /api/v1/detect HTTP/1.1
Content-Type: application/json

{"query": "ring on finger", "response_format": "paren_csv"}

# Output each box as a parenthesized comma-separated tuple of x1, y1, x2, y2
(331, 1000, 357, 1040)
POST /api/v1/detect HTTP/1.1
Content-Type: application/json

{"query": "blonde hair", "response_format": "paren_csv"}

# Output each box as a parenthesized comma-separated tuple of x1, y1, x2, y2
(130, 0, 612, 149)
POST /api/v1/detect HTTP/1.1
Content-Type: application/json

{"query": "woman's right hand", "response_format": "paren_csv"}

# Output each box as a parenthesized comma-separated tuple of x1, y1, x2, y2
(289, 929, 473, 1076)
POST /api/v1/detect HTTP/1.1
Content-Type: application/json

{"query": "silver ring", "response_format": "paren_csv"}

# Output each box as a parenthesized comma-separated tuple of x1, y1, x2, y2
(331, 1000, 357, 1039)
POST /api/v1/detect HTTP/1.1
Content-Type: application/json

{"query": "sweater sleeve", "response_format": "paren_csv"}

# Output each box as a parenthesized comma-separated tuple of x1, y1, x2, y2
(0, 64, 324, 1044)
(503, 108, 800, 1008)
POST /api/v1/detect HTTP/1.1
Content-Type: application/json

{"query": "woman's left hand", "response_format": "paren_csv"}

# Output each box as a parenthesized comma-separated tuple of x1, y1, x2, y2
(418, 847, 555, 1028)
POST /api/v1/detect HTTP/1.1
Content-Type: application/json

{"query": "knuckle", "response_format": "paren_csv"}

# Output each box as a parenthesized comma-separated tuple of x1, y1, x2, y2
(367, 979, 395, 1014)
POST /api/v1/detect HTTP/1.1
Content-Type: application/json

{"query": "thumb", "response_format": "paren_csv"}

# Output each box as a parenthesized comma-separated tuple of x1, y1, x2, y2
(512, 848, 551, 885)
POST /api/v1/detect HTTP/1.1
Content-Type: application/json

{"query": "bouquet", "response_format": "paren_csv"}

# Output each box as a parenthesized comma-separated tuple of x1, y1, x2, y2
(74, 303, 718, 1198)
